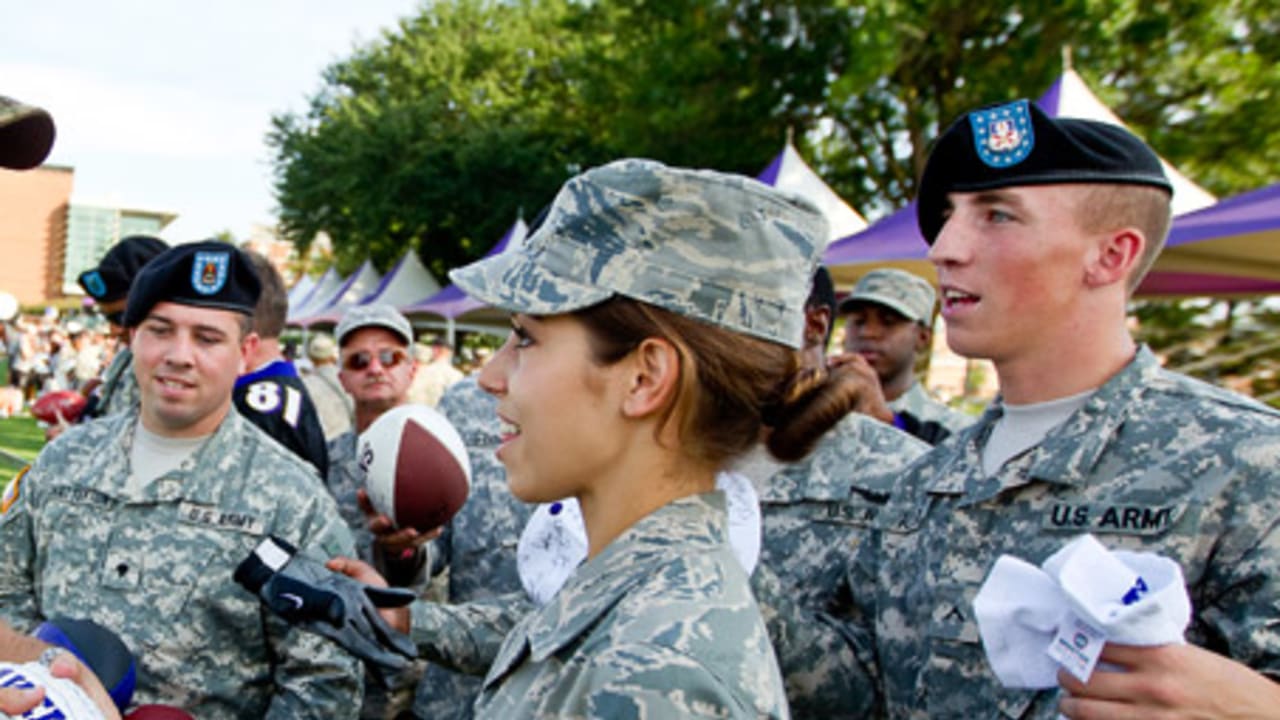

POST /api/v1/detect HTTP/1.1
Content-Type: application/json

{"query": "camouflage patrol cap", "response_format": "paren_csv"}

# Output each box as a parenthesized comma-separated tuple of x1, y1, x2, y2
(838, 268, 936, 325)
(449, 158, 828, 348)
(335, 304, 413, 347)
(917, 99, 1172, 244)
(0, 94, 56, 170)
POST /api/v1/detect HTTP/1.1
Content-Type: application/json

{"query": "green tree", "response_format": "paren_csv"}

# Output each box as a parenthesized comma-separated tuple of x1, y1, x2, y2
(269, 0, 850, 277)
(815, 0, 1280, 216)
(270, 0, 590, 278)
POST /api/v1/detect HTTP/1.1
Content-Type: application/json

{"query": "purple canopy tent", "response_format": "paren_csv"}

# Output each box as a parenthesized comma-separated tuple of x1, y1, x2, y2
(298, 249, 443, 326)
(1147, 181, 1280, 295)
(757, 140, 866, 242)
(290, 259, 382, 327)
(398, 219, 530, 344)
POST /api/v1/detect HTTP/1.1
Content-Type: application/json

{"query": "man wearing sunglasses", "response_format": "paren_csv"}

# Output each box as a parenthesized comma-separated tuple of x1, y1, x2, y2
(326, 303, 428, 719)
(73, 234, 169, 421)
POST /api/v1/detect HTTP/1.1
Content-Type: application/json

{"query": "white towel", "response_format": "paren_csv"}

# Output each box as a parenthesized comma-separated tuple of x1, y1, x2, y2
(973, 534, 1191, 687)
(516, 472, 762, 606)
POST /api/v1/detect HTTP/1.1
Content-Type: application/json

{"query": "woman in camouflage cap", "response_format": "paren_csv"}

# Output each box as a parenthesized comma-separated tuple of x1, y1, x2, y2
(338, 158, 863, 718)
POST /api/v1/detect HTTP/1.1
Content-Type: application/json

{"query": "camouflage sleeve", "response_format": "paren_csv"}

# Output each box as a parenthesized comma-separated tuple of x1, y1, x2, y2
(264, 492, 364, 719)
(0, 464, 42, 631)
(408, 591, 530, 676)
(570, 641, 761, 719)
(751, 561, 879, 718)
(1195, 443, 1280, 674)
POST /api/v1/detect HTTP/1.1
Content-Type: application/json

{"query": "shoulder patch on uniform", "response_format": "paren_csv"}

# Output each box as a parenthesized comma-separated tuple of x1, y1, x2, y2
(1, 466, 30, 514)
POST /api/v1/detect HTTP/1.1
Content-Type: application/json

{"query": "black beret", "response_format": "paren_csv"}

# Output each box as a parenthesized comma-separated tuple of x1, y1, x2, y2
(123, 241, 261, 327)
(917, 99, 1172, 244)
(77, 235, 169, 303)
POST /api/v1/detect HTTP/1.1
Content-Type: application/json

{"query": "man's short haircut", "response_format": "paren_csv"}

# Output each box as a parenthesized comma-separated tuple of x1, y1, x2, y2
(1074, 184, 1173, 293)
(245, 250, 288, 339)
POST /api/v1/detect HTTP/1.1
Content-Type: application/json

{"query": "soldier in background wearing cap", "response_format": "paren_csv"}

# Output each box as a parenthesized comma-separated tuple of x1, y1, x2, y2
(75, 234, 170, 420)
(766, 99, 1280, 717)
(836, 267, 972, 444)
(301, 332, 354, 439)
(326, 303, 429, 719)
(0, 92, 125, 720)
(330, 158, 872, 718)
(232, 250, 329, 477)
(0, 241, 362, 718)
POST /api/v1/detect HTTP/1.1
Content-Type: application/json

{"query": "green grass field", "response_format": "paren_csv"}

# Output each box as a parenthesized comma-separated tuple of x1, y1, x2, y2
(1, 414, 43, 480)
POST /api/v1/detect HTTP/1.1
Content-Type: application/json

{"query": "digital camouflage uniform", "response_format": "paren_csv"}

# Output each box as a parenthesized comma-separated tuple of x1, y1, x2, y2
(474, 493, 788, 719)
(93, 346, 140, 418)
(889, 381, 971, 435)
(412, 375, 533, 720)
(767, 348, 1280, 718)
(0, 408, 362, 719)
(741, 412, 926, 718)
(326, 431, 377, 564)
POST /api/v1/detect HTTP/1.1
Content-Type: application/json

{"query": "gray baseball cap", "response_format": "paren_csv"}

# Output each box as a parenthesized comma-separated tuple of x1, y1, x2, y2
(0, 95, 55, 170)
(838, 268, 936, 325)
(335, 304, 413, 347)
(449, 158, 828, 349)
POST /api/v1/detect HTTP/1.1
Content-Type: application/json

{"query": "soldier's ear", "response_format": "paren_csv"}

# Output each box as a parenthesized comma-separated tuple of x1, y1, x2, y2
(239, 332, 261, 374)
(620, 337, 680, 420)
(1085, 228, 1143, 289)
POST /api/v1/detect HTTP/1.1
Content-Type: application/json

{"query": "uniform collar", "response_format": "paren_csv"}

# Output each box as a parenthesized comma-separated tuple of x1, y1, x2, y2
(115, 408, 252, 504)
(484, 492, 728, 684)
(925, 347, 1159, 494)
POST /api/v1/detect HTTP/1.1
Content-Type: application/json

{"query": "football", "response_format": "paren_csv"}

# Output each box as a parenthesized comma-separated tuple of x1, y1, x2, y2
(358, 404, 471, 533)
(31, 390, 89, 425)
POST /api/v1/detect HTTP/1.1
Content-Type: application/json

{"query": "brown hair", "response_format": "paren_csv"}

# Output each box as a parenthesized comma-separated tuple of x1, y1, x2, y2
(244, 249, 288, 339)
(1074, 184, 1172, 294)
(573, 297, 860, 466)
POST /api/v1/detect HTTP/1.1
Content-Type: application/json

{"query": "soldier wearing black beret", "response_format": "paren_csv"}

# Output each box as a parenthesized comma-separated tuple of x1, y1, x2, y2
(764, 99, 1280, 719)
(77, 235, 170, 324)
(70, 235, 164, 421)
(1, 238, 363, 714)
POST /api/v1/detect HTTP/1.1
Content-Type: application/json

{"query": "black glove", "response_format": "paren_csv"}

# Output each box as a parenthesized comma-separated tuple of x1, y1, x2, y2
(233, 536, 417, 672)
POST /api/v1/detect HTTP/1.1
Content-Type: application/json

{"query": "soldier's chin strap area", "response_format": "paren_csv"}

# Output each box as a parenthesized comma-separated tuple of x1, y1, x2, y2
(234, 536, 417, 676)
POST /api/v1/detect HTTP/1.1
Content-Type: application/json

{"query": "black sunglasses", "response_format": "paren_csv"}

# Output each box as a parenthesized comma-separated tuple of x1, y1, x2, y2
(342, 348, 408, 372)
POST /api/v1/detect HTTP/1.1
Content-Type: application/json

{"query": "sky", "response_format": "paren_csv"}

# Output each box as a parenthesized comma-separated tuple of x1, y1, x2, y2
(1, 1, 421, 243)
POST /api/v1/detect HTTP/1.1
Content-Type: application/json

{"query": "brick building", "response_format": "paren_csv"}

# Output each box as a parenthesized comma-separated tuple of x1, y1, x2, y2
(0, 164, 72, 306)
(0, 164, 174, 307)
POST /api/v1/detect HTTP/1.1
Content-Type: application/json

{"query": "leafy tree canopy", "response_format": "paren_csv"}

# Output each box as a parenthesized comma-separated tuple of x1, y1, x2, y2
(271, 0, 1279, 279)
